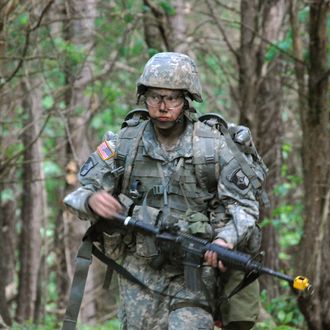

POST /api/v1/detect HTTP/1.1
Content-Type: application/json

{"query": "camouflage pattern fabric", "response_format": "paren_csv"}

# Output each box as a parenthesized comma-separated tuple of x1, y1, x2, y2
(118, 255, 216, 330)
(137, 52, 203, 102)
(63, 118, 261, 329)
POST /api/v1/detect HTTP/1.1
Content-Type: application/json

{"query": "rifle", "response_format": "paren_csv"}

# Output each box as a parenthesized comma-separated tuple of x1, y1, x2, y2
(109, 213, 312, 294)
(62, 213, 312, 330)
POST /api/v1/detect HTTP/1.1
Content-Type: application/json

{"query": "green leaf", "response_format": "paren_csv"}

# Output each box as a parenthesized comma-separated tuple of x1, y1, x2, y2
(42, 95, 54, 110)
(91, 116, 103, 130)
(124, 13, 134, 23)
(1, 188, 15, 202)
(44, 160, 61, 176)
(160, 1, 176, 16)
(18, 13, 29, 26)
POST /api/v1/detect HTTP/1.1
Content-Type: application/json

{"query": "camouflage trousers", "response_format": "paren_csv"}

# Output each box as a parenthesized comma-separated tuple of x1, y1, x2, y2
(117, 255, 259, 330)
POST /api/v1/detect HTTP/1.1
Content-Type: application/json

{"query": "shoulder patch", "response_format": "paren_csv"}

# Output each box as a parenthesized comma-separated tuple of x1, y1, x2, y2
(80, 157, 97, 176)
(97, 141, 115, 161)
(230, 169, 250, 190)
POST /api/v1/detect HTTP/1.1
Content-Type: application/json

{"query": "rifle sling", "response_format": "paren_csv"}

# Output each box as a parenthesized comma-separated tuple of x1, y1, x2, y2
(61, 232, 151, 330)
(62, 226, 260, 330)
(227, 270, 260, 300)
(61, 238, 92, 330)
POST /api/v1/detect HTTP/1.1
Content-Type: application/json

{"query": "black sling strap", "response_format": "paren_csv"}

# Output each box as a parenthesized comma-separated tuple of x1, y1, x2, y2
(61, 227, 151, 330)
(62, 227, 262, 330)
(62, 238, 93, 330)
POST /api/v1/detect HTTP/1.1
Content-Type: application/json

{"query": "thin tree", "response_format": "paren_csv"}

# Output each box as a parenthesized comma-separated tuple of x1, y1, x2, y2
(55, 0, 99, 323)
(16, 76, 47, 322)
(290, 0, 330, 328)
(0, 2, 17, 326)
(238, 0, 286, 299)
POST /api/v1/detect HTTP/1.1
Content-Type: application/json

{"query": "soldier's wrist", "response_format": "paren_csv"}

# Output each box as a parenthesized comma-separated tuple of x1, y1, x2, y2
(215, 234, 236, 247)
(85, 194, 96, 215)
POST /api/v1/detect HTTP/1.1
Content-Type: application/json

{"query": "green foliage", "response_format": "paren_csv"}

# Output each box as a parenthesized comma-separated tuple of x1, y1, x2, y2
(160, 1, 176, 16)
(257, 290, 305, 329)
(42, 95, 54, 110)
(54, 37, 86, 68)
(11, 319, 121, 330)
(298, 6, 309, 23)
(256, 324, 301, 330)
(80, 319, 121, 330)
(265, 32, 292, 62)
(0, 187, 15, 202)
(268, 142, 304, 254)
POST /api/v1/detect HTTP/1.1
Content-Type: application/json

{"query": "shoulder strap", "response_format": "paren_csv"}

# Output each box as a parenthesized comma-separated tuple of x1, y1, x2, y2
(116, 110, 150, 193)
(198, 113, 267, 194)
(192, 121, 220, 193)
(221, 125, 262, 190)
(118, 121, 148, 193)
(121, 108, 149, 128)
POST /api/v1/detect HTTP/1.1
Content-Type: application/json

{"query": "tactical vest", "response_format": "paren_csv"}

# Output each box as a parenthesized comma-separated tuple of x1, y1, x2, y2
(115, 119, 220, 220)
(113, 109, 268, 214)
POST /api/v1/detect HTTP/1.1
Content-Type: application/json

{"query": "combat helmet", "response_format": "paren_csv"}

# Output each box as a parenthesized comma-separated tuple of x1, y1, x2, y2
(137, 52, 203, 102)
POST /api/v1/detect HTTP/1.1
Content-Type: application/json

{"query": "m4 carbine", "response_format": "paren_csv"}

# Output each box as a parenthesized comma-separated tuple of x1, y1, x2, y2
(111, 213, 312, 294)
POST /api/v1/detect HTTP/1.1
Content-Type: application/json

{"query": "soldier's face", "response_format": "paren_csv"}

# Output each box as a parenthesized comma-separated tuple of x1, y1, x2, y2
(146, 88, 184, 129)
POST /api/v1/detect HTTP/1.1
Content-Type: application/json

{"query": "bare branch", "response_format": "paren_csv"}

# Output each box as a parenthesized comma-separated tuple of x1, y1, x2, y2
(0, 0, 55, 89)
(205, 0, 239, 63)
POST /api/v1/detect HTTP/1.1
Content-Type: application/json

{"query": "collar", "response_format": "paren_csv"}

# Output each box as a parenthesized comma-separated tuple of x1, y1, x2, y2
(142, 120, 193, 161)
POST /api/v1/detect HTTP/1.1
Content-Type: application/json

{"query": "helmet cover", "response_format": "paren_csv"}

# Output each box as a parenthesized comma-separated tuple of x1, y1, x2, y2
(137, 52, 203, 102)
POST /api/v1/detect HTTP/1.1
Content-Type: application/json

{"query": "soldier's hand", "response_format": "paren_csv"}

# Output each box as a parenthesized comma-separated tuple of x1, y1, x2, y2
(88, 190, 123, 218)
(204, 238, 234, 272)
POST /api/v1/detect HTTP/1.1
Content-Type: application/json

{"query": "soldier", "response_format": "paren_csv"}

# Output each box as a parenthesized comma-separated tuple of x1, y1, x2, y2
(64, 52, 261, 330)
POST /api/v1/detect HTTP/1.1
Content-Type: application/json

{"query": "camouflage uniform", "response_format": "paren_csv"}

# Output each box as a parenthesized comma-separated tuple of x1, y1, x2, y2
(64, 52, 261, 330)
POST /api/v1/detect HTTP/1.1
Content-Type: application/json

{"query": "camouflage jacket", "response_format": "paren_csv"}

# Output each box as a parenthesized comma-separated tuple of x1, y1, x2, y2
(64, 119, 260, 251)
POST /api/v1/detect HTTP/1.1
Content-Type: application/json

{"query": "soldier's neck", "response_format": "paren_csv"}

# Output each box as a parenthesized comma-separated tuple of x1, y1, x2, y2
(154, 120, 186, 151)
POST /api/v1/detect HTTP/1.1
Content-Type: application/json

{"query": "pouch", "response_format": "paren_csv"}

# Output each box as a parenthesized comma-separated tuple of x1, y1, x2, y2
(185, 208, 213, 239)
(132, 205, 162, 258)
(103, 231, 126, 260)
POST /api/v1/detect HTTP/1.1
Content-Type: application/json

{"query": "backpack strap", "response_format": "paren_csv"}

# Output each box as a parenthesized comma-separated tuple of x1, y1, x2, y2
(121, 108, 149, 128)
(116, 110, 150, 193)
(198, 113, 268, 202)
(221, 126, 262, 190)
(192, 121, 221, 193)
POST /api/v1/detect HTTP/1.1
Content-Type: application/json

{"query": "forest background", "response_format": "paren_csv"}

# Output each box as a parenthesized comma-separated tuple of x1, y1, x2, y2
(0, 0, 329, 329)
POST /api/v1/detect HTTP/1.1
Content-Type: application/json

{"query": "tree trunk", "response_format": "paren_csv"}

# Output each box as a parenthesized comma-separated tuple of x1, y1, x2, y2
(143, 0, 166, 52)
(0, 3, 18, 325)
(143, 0, 189, 53)
(238, 0, 259, 130)
(255, 0, 287, 299)
(0, 196, 14, 327)
(297, 1, 330, 329)
(168, 0, 189, 53)
(238, 0, 286, 298)
(56, 0, 98, 324)
(16, 78, 46, 323)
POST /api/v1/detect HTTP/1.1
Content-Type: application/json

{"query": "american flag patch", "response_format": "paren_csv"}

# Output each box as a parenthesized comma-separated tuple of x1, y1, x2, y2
(97, 141, 115, 160)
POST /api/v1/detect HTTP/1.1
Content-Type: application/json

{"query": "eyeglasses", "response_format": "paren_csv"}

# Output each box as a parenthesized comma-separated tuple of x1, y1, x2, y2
(145, 92, 184, 109)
